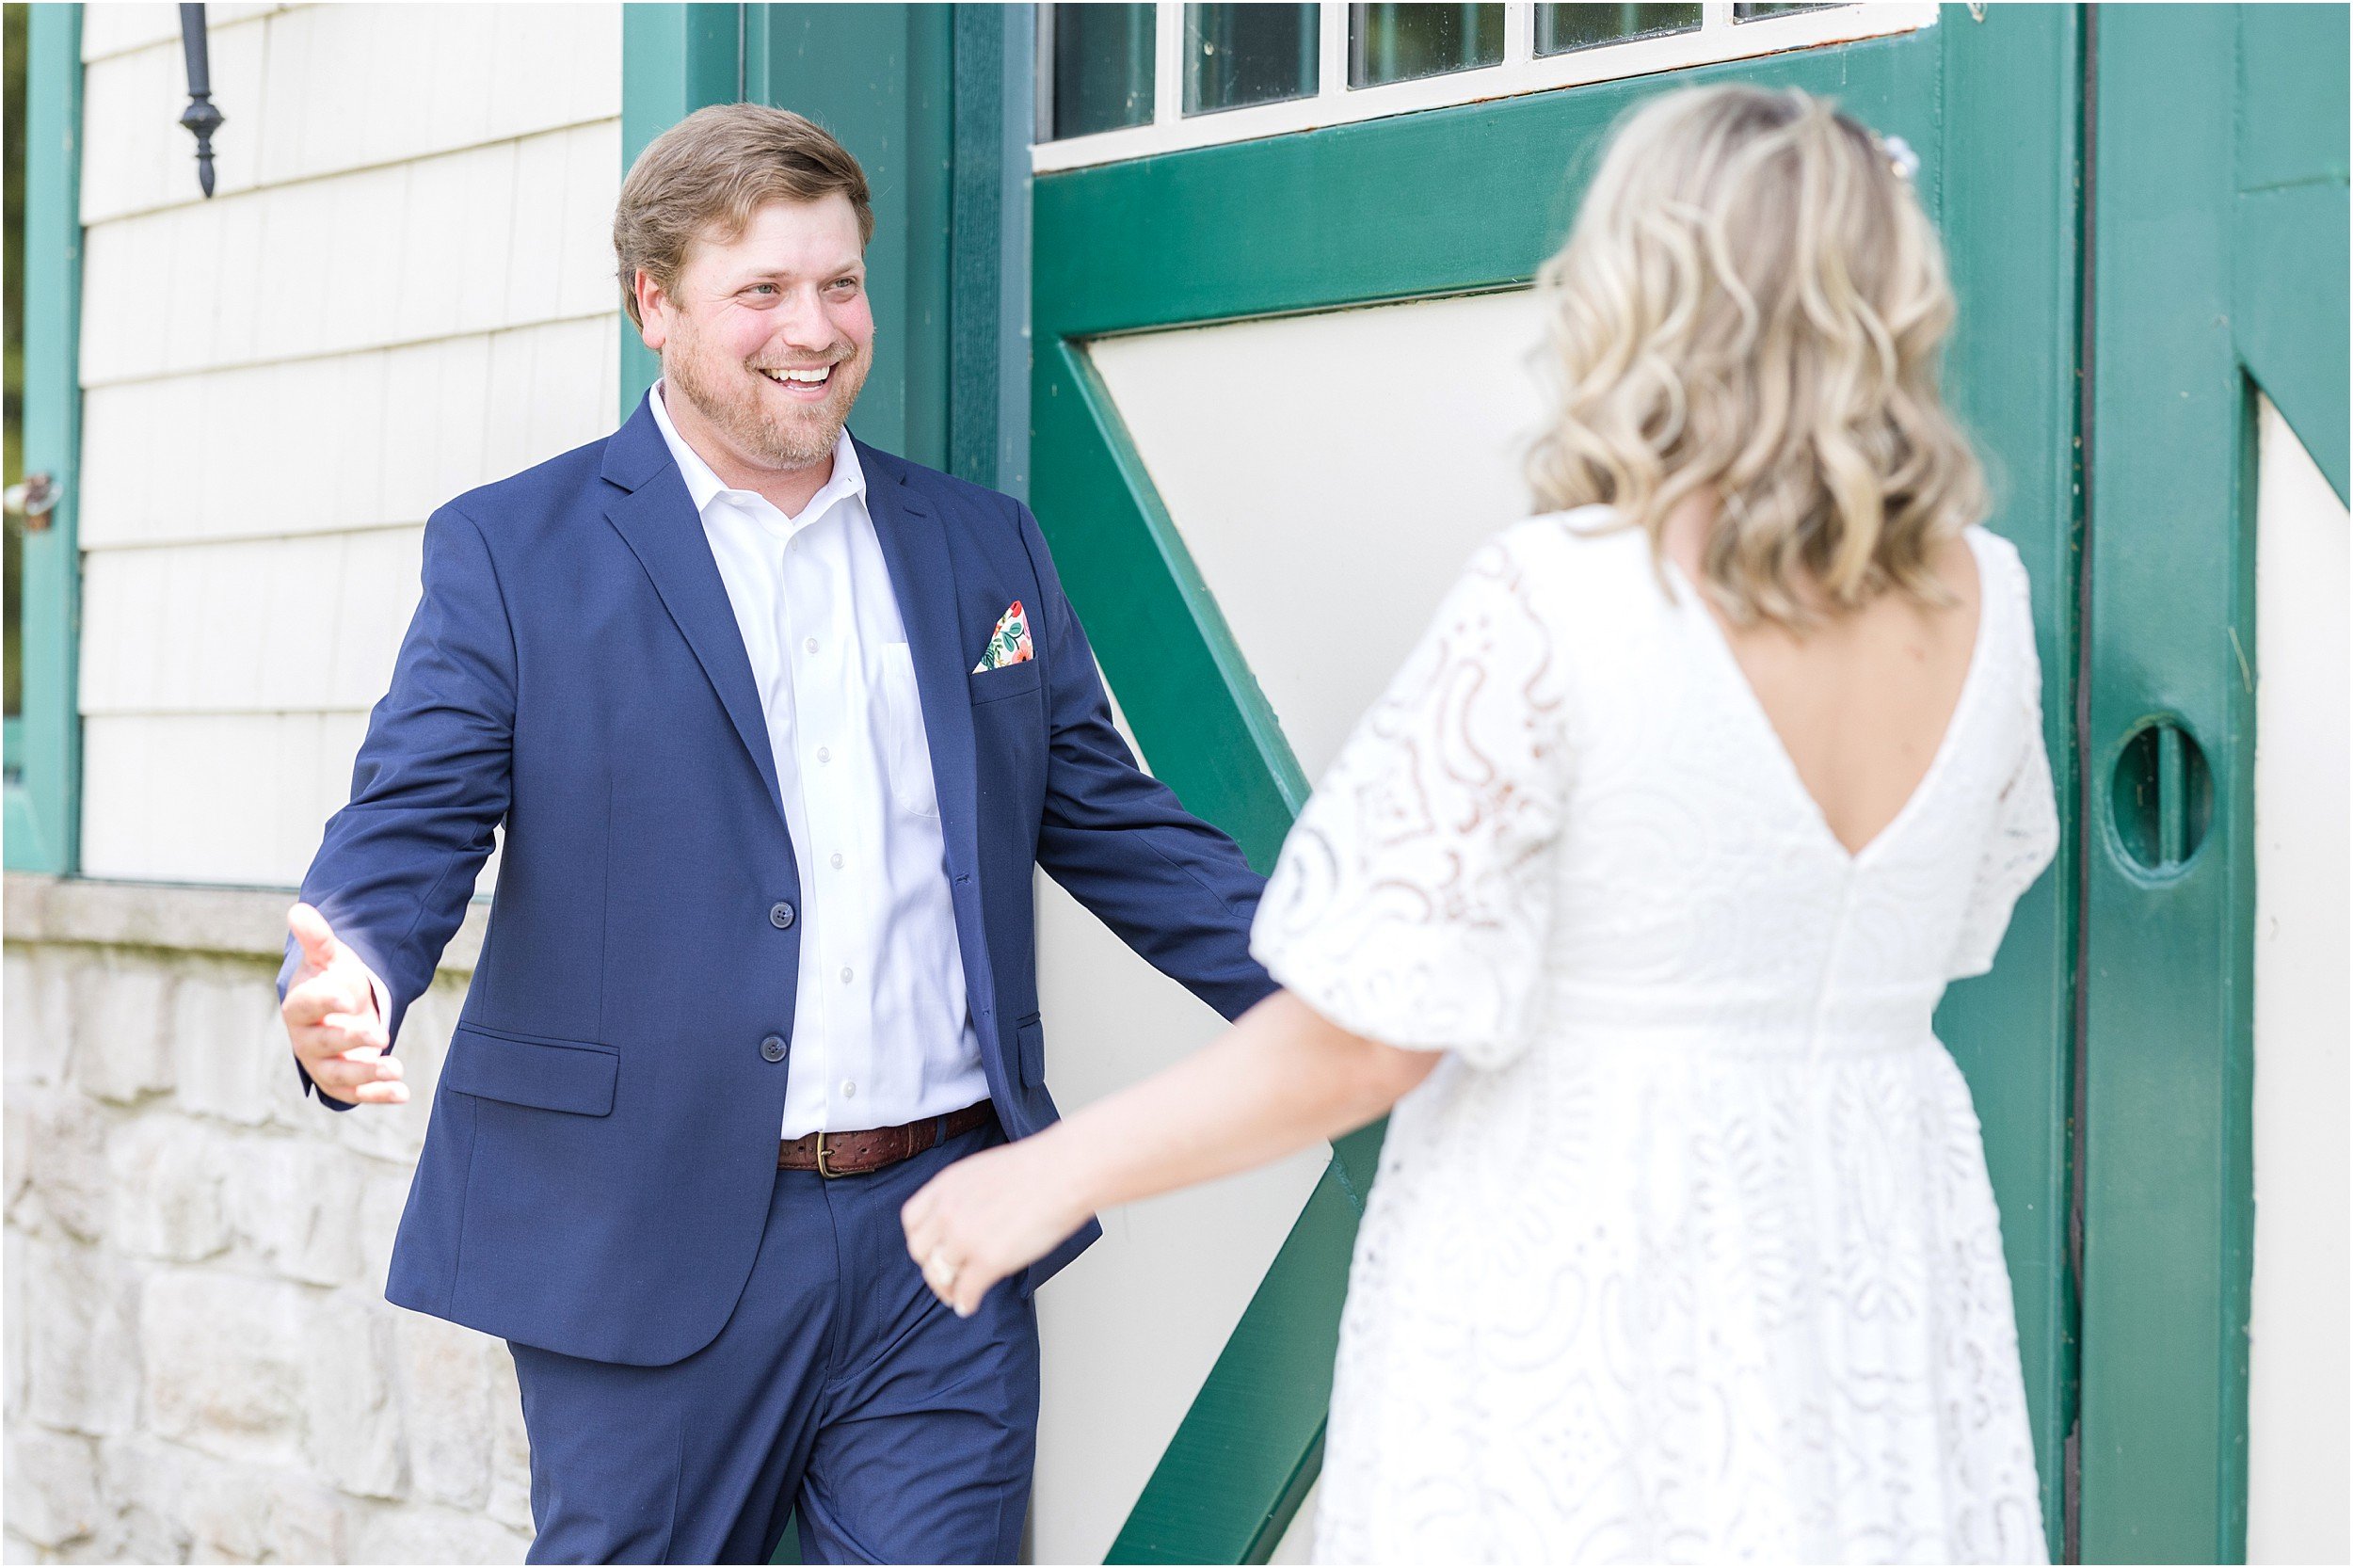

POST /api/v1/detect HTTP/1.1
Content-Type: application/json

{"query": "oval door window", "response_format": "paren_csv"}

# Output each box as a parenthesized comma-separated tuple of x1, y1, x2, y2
(2109, 716, 2213, 875)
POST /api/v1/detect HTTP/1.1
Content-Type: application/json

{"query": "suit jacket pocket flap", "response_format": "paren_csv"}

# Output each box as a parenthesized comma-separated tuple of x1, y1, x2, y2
(968, 660, 1043, 703)
(442, 1024, 618, 1116)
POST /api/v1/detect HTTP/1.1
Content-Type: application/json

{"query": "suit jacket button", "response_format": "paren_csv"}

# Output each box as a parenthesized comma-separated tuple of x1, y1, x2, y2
(760, 1035, 787, 1063)
(769, 902, 795, 930)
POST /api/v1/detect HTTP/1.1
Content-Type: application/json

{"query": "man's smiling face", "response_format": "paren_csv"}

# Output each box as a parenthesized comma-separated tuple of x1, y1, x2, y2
(639, 193, 874, 474)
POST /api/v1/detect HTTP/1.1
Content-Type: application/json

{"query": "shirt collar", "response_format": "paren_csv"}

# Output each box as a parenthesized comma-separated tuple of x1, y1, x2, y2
(648, 377, 865, 529)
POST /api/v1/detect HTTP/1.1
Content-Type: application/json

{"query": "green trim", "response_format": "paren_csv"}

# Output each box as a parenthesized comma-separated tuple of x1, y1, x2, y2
(739, 4, 954, 468)
(621, 5, 1020, 485)
(1111, 1168, 1357, 1563)
(620, 4, 745, 171)
(2073, 5, 2345, 1556)
(7, 4, 83, 876)
(2230, 4, 2349, 503)
(1044, 340, 1305, 870)
(948, 3, 1036, 494)
(1929, 8, 2086, 1548)
(1034, 13, 2090, 1560)
(619, 3, 744, 418)
(1032, 32, 1934, 339)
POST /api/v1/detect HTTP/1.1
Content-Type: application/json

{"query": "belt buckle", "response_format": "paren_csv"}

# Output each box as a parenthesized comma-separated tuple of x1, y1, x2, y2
(813, 1130, 842, 1179)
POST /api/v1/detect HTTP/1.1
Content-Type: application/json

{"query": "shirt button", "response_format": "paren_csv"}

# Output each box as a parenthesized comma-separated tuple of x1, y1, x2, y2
(804, 637, 819, 654)
(816, 746, 831, 764)
(841, 1080, 856, 1099)
(768, 901, 795, 929)
(840, 966, 854, 984)
(830, 853, 844, 870)
(760, 1035, 787, 1063)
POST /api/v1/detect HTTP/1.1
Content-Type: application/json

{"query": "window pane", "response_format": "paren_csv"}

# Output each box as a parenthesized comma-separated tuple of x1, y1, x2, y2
(1185, 4, 1319, 116)
(1735, 3, 1843, 18)
(1536, 4, 1702, 56)
(1347, 4, 1505, 89)
(1047, 3, 1156, 141)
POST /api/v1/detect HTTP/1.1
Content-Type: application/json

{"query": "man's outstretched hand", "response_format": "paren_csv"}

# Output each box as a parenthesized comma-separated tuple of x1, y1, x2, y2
(281, 903, 407, 1106)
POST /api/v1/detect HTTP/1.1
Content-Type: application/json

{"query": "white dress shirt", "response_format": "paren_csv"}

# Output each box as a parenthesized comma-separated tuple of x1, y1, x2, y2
(640, 384, 986, 1136)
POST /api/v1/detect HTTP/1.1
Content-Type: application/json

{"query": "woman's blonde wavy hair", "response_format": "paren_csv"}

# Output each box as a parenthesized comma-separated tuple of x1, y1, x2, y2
(1527, 83, 1988, 628)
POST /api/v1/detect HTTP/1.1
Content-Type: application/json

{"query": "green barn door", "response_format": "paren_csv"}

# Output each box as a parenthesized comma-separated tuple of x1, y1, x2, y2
(1026, 8, 2085, 1560)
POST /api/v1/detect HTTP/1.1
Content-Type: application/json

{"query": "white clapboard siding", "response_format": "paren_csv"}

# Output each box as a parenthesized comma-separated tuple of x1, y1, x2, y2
(256, 6, 619, 193)
(79, 316, 617, 550)
(79, 14, 269, 219)
(81, 712, 372, 885)
(79, 5, 619, 225)
(76, 4, 622, 888)
(81, 528, 425, 717)
(81, 120, 620, 386)
(79, 3, 281, 66)
(482, 314, 625, 490)
(84, 712, 512, 893)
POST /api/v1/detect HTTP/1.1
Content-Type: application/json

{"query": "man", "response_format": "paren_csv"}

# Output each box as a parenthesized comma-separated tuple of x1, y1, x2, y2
(279, 104, 1273, 1564)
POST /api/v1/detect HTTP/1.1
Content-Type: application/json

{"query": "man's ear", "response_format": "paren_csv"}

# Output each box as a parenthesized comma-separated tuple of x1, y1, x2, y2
(633, 268, 669, 353)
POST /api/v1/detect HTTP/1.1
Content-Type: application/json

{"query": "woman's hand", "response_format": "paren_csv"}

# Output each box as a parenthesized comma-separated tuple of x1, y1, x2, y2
(902, 1134, 1094, 1318)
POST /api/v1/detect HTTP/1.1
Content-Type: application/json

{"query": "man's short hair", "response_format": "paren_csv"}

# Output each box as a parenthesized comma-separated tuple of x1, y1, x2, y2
(613, 103, 874, 328)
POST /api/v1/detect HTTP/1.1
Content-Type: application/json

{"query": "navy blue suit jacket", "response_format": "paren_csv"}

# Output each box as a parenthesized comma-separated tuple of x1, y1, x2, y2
(285, 395, 1275, 1367)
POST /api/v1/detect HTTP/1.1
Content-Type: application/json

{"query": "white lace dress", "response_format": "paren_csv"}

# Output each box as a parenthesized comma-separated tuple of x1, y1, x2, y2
(1251, 510, 2057, 1564)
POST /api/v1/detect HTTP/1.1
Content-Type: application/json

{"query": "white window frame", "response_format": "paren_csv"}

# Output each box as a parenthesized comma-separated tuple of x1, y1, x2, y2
(1032, 2, 1937, 172)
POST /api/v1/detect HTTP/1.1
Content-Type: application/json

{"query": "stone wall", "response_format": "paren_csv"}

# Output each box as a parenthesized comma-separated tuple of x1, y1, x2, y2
(3, 875, 520, 1564)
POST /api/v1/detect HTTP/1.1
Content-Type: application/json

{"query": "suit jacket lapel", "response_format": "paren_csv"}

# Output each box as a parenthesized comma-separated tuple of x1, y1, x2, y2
(860, 440, 981, 890)
(600, 400, 787, 828)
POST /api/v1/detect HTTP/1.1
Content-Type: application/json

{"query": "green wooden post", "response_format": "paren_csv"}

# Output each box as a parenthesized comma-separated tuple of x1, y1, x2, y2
(745, 4, 953, 472)
(2078, 5, 2348, 1560)
(2230, 5, 2349, 504)
(6, 4, 84, 875)
(616, 6, 993, 475)
(2078, 11, 2253, 1550)
(948, 3, 1035, 494)
(619, 3, 744, 419)
(1932, 8, 2086, 1550)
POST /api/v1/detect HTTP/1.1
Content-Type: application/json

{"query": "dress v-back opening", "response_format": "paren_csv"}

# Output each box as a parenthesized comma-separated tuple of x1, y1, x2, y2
(1661, 527, 1993, 865)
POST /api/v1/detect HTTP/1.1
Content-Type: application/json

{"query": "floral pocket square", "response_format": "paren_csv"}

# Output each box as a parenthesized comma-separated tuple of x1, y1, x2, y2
(973, 600, 1035, 673)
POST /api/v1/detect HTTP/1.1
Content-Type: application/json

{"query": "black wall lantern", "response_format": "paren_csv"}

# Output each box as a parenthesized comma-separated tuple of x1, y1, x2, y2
(178, 4, 224, 197)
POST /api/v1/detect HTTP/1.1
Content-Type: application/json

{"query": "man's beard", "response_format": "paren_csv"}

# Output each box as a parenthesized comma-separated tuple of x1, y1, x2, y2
(665, 321, 866, 471)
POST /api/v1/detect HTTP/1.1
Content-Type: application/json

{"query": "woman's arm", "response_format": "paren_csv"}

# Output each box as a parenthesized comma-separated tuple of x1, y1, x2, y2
(901, 989, 1439, 1315)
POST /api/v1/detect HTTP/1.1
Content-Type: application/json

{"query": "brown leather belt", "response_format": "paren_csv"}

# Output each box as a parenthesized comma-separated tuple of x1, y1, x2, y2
(778, 1101, 995, 1179)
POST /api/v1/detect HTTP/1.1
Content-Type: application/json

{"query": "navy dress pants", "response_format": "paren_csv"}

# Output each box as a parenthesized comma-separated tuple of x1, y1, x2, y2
(507, 1120, 1040, 1564)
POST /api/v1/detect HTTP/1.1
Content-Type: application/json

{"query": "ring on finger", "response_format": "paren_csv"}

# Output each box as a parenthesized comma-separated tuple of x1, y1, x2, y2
(924, 1247, 960, 1292)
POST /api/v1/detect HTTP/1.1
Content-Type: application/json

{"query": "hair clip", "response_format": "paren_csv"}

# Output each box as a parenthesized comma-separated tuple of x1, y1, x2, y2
(1881, 134, 1920, 184)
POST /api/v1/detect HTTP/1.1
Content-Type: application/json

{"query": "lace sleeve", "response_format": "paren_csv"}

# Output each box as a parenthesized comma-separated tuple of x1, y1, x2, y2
(1948, 550, 2060, 980)
(1250, 528, 1572, 1070)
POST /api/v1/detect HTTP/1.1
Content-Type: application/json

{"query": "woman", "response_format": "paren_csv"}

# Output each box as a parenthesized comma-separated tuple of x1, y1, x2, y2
(904, 83, 2055, 1563)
